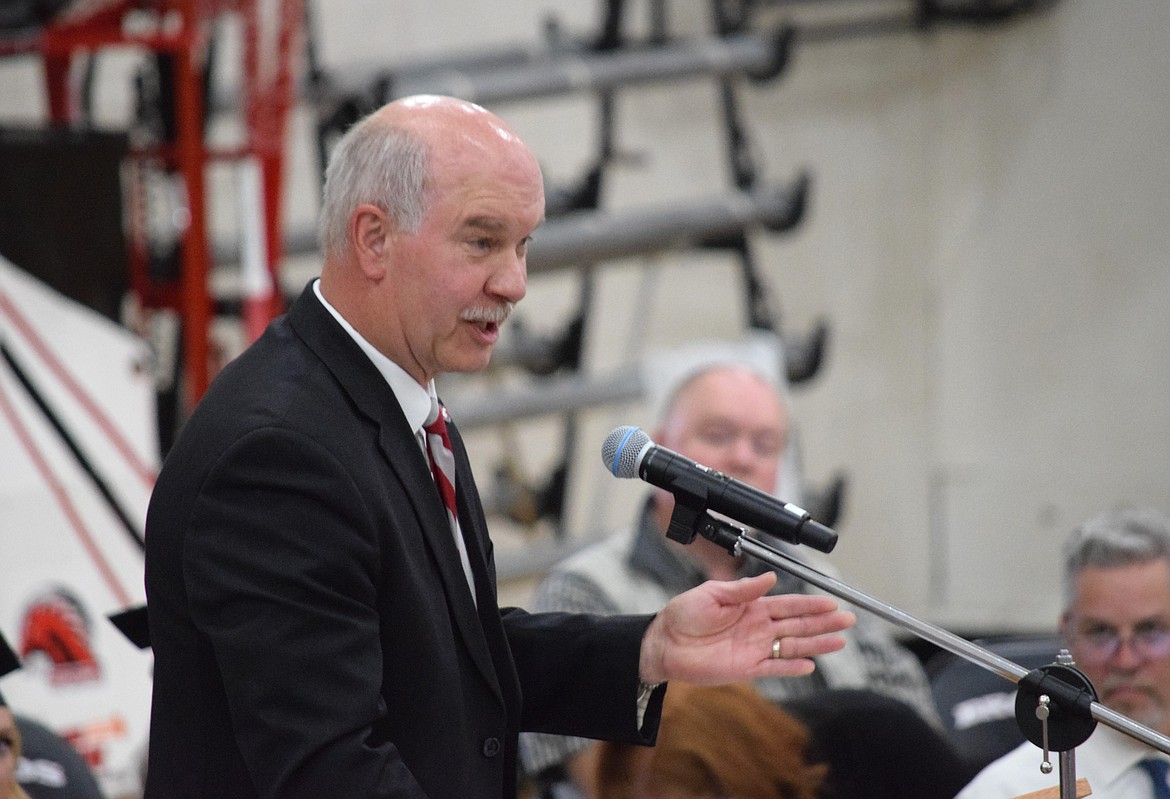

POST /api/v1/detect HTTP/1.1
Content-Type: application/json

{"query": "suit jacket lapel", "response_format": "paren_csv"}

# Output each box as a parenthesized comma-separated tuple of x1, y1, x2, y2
(448, 418, 519, 707)
(446, 421, 499, 612)
(286, 285, 502, 701)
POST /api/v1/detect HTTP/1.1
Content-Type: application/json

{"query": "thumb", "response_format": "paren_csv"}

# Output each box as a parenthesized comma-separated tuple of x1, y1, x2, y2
(707, 571, 777, 604)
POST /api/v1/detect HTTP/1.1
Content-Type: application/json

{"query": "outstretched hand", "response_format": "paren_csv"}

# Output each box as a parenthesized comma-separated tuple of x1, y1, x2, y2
(637, 572, 855, 686)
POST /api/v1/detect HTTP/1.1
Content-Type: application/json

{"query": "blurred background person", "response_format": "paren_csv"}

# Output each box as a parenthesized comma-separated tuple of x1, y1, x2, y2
(12, 715, 105, 799)
(0, 634, 104, 799)
(591, 681, 970, 799)
(522, 359, 966, 799)
(958, 507, 1170, 798)
(0, 689, 32, 799)
(592, 681, 825, 799)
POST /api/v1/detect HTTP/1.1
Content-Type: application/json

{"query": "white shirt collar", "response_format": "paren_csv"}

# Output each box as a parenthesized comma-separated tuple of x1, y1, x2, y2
(312, 282, 476, 603)
(1081, 723, 1170, 791)
(312, 279, 436, 434)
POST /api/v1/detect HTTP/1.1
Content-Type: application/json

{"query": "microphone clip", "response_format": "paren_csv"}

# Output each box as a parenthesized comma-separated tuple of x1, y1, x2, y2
(666, 500, 703, 545)
(663, 470, 719, 545)
(665, 485, 749, 556)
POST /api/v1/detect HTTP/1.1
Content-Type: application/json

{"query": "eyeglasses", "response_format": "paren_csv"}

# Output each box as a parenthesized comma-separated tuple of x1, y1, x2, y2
(693, 426, 785, 462)
(1067, 622, 1170, 664)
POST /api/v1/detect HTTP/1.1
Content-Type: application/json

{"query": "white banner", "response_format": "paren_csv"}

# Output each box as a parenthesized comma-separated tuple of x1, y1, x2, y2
(0, 255, 157, 799)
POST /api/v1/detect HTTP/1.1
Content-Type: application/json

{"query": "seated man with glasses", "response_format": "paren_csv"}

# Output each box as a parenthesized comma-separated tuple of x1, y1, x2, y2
(958, 506, 1170, 799)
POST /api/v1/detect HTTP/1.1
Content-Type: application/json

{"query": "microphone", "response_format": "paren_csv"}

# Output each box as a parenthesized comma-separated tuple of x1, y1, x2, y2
(602, 425, 837, 553)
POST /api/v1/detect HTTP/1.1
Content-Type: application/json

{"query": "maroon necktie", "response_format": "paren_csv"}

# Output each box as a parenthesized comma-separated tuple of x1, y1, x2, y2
(424, 402, 476, 599)
(423, 403, 458, 525)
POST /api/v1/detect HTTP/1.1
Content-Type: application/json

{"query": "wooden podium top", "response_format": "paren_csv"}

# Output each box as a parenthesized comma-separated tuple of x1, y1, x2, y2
(1011, 777, 1092, 799)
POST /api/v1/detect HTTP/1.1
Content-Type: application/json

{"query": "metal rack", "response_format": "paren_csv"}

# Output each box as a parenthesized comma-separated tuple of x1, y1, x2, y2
(8, 0, 304, 409)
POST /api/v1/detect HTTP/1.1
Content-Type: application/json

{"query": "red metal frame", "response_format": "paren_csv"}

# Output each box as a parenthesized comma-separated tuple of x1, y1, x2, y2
(29, 0, 303, 409)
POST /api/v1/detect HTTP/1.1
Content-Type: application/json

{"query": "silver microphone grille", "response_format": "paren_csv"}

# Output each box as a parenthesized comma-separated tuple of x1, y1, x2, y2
(601, 426, 652, 479)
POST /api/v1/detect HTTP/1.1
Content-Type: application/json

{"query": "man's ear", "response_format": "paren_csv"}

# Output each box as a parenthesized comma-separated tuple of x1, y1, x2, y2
(350, 204, 393, 279)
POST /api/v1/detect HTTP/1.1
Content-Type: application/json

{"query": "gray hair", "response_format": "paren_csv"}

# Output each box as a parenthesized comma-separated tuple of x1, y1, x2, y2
(1062, 506, 1170, 610)
(659, 361, 783, 424)
(317, 115, 429, 261)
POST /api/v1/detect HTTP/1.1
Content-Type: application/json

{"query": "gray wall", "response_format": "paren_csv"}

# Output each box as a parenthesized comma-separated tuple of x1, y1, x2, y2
(438, 0, 1170, 634)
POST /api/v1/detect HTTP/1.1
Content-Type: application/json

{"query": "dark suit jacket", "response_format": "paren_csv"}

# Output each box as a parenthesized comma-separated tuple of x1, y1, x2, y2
(143, 284, 661, 799)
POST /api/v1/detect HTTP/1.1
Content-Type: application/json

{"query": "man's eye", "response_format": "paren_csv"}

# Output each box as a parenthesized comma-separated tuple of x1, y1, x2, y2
(752, 435, 783, 459)
(1135, 620, 1170, 635)
(696, 429, 732, 446)
(1083, 629, 1115, 645)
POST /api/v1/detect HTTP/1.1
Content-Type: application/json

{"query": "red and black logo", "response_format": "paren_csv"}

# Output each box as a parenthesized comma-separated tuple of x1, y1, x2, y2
(20, 588, 100, 685)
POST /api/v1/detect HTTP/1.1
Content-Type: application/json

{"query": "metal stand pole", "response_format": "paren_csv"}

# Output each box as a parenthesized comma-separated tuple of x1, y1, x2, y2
(1058, 750, 1077, 799)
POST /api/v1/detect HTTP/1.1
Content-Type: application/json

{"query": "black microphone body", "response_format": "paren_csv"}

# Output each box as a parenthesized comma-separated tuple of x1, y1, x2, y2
(603, 426, 837, 553)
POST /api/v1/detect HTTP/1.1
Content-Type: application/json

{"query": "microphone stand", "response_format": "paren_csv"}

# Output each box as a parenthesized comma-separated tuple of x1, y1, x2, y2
(675, 508, 1170, 797)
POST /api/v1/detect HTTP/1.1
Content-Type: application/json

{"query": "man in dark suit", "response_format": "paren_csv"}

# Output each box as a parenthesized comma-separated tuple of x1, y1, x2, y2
(142, 95, 854, 799)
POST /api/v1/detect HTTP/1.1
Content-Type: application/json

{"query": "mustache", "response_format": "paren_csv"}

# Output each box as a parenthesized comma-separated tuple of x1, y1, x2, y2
(1099, 674, 1157, 696)
(462, 303, 513, 325)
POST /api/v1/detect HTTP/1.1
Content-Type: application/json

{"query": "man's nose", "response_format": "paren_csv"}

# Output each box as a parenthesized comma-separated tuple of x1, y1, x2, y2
(488, 251, 527, 303)
(726, 437, 764, 475)
(1112, 636, 1147, 669)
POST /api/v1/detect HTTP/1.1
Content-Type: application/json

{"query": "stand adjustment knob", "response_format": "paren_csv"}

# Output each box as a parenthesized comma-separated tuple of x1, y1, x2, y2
(1015, 660, 1098, 762)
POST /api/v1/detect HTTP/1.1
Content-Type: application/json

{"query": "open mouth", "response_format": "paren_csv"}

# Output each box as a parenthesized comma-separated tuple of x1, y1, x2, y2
(462, 304, 511, 337)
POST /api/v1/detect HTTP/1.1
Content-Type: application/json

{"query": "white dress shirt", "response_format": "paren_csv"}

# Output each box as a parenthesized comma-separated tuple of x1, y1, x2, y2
(957, 724, 1170, 799)
(312, 280, 476, 599)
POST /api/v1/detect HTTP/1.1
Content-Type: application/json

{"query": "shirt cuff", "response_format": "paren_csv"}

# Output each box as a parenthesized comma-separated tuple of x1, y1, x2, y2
(636, 680, 665, 729)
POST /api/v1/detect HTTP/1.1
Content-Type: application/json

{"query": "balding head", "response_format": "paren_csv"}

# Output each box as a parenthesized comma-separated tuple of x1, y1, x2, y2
(318, 95, 540, 265)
